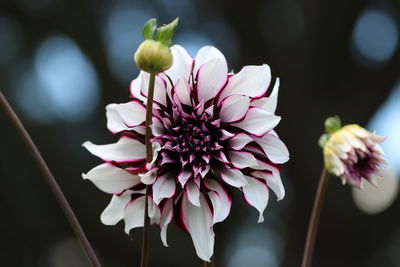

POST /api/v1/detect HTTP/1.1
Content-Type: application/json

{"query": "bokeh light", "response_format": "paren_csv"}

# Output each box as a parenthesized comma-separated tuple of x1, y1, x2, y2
(368, 82, 400, 173)
(102, 1, 157, 84)
(224, 216, 285, 267)
(352, 166, 398, 214)
(14, 35, 100, 124)
(351, 7, 399, 68)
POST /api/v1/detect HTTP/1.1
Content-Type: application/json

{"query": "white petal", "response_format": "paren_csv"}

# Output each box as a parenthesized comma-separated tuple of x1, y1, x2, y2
(194, 46, 226, 76)
(218, 64, 271, 104)
(253, 133, 289, 164)
(232, 107, 281, 137)
(124, 196, 145, 234)
(140, 72, 168, 106)
(263, 78, 279, 113)
(101, 192, 131, 225)
(252, 160, 285, 200)
(196, 58, 228, 103)
(160, 199, 174, 246)
(178, 170, 192, 187)
(106, 103, 130, 133)
(229, 133, 253, 150)
(182, 192, 215, 262)
(242, 175, 269, 223)
(139, 168, 158, 185)
(220, 168, 248, 187)
(148, 196, 161, 225)
(164, 45, 193, 84)
(152, 116, 165, 136)
(173, 78, 192, 106)
(110, 101, 146, 127)
(204, 179, 231, 224)
(153, 173, 176, 205)
(82, 163, 140, 194)
(82, 137, 145, 162)
(130, 73, 146, 102)
(228, 150, 258, 168)
(219, 95, 250, 123)
(186, 180, 200, 206)
(251, 78, 280, 113)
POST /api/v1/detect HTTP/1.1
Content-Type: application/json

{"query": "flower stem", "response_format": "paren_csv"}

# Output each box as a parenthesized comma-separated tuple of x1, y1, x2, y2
(301, 167, 329, 267)
(141, 73, 156, 267)
(0, 91, 102, 267)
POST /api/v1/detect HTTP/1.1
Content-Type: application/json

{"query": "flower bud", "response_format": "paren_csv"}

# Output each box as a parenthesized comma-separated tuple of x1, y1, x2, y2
(322, 124, 386, 189)
(134, 40, 173, 73)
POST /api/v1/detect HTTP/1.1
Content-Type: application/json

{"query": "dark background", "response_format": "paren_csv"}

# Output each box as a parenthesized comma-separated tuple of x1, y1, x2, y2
(1, 0, 400, 266)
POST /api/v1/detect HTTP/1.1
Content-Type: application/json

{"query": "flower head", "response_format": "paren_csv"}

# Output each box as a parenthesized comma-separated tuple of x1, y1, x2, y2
(323, 123, 386, 189)
(82, 45, 289, 261)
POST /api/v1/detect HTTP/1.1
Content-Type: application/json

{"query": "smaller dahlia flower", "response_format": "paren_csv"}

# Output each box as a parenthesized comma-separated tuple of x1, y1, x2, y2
(323, 124, 386, 189)
(83, 45, 289, 261)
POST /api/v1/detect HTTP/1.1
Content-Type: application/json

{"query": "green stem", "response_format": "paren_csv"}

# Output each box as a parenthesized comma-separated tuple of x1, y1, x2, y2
(301, 167, 329, 267)
(140, 73, 156, 267)
(0, 91, 102, 267)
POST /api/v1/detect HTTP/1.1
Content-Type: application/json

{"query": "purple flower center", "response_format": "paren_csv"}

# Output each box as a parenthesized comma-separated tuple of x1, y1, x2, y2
(153, 102, 227, 178)
(343, 146, 382, 182)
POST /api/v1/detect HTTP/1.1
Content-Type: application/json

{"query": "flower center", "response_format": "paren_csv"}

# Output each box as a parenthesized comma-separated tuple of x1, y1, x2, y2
(154, 105, 225, 170)
(344, 147, 381, 179)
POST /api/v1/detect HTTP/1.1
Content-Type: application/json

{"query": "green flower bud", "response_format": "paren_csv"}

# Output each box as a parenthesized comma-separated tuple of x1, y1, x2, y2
(324, 115, 341, 134)
(134, 39, 173, 73)
(134, 18, 179, 74)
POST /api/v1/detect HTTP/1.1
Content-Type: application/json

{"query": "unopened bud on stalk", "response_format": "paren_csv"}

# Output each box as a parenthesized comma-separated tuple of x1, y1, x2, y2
(134, 18, 179, 73)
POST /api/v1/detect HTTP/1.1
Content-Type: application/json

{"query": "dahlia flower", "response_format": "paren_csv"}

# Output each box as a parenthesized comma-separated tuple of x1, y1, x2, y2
(82, 45, 289, 261)
(323, 124, 386, 189)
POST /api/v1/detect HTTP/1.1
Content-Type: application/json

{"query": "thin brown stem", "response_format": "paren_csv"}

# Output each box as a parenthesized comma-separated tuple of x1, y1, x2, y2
(0, 91, 102, 267)
(301, 167, 329, 267)
(141, 73, 156, 267)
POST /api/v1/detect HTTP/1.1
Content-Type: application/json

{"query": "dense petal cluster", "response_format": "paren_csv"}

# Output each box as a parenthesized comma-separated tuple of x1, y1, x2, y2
(323, 124, 386, 189)
(82, 45, 289, 261)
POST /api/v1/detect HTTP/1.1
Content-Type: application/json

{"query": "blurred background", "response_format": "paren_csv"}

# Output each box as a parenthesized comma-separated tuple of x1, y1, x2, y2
(1, 0, 400, 266)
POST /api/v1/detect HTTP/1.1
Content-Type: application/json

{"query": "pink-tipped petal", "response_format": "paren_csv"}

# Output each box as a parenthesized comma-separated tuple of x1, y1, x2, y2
(182, 192, 215, 262)
(242, 175, 269, 223)
(82, 137, 145, 162)
(82, 163, 140, 194)
(219, 95, 250, 123)
(232, 107, 281, 137)
(253, 133, 289, 164)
